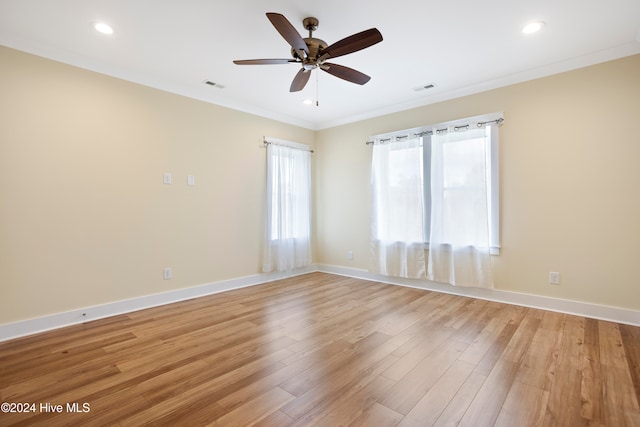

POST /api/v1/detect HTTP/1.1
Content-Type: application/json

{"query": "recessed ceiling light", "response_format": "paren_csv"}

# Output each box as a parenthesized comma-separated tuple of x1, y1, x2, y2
(94, 22, 114, 35)
(522, 21, 545, 34)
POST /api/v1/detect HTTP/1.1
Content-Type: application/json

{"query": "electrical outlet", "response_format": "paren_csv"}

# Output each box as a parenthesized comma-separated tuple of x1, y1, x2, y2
(163, 172, 172, 184)
(163, 267, 172, 280)
(549, 272, 560, 285)
(188, 175, 195, 186)
(347, 250, 353, 260)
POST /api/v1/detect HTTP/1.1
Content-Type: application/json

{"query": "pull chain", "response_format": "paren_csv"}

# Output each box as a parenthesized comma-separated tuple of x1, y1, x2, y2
(316, 69, 319, 107)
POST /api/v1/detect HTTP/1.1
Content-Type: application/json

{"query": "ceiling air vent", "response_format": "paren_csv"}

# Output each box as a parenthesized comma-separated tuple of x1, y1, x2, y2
(413, 83, 435, 92)
(203, 80, 225, 89)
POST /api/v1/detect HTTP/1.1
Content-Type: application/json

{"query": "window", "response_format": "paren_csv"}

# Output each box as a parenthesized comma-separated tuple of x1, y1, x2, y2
(262, 139, 312, 272)
(424, 124, 500, 253)
(372, 136, 425, 243)
(370, 113, 501, 286)
(268, 147, 308, 241)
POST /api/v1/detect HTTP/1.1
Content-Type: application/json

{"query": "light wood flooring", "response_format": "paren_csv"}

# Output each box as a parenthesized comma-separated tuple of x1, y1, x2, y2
(1, 272, 639, 426)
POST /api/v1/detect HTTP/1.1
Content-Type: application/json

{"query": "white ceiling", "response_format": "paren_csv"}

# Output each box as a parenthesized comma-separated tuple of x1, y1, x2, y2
(1, 0, 639, 130)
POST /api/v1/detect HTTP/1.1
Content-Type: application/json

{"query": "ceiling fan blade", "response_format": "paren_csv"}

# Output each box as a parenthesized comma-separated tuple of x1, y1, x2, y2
(266, 12, 309, 56)
(319, 28, 383, 61)
(290, 68, 311, 92)
(233, 59, 298, 65)
(321, 63, 371, 85)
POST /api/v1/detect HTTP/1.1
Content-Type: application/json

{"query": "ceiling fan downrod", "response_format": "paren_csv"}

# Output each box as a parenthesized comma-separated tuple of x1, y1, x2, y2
(303, 17, 319, 37)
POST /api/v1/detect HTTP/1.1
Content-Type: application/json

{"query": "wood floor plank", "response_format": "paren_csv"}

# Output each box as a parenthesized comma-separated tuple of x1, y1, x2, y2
(397, 360, 475, 427)
(599, 321, 628, 369)
(381, 324, 454, 381)
(458, 358, 520, 427)
(0, 272, 639, 426)
(124, 396, 227, 427)
(542, 314, 586, 426)
(282, 334, 399, 423)
(446, 300, 496, 344)
(473, 306, 527, 375)
(0, 346, 110, 386)
(601, 365, 640, 426)
(1, 352, 121, 402)
(279, 332, 392, 397)
(581, 317, 605, 424)
(217, 339, 353, 412)
(514, 311, 564, 391)
(620, 323, 640, 408)
(348, 402, 404, 427)
(457, 305, 517, 366)
(444, 298, 487, 329)
(118, 376, 232, 426)
(253, 409, 295, 427)
(432, 371, 487, 427)
(0, 314, 138, 361)
(209, 387, 295, 427)
(498, 308, 540, 365)
(379, 338, 469, 415)
(306, 375, 396, 427)
(494, 380, 549, 427)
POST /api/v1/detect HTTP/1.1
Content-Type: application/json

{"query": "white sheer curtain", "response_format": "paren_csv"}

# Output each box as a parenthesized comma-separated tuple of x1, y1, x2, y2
(427, 128, 493, 288)
(262, 142, 311, 272)
(370, 137, 427, 279)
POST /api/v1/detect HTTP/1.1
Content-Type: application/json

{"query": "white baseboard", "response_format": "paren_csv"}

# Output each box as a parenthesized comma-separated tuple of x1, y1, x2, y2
(2, 263, 638, 342)
(318, 264, 640, 327)
(0, 265, 319, 342)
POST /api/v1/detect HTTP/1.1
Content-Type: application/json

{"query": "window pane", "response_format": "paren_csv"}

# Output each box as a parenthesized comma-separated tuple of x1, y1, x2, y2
(267, 145, 311, 241)
(430, 130, 490, 247)
(372, 139, 425, 243)
(442, 137, 486, 188)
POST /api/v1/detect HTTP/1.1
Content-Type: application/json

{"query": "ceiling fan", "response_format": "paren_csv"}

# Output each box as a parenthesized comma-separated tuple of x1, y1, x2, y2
(234, 13, 383, 92)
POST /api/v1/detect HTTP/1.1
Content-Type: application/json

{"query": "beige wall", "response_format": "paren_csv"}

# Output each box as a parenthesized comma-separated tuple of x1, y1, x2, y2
(315, 54, 640, 311)
(0, 46, 315, 324)
(1, 45, 639, 326)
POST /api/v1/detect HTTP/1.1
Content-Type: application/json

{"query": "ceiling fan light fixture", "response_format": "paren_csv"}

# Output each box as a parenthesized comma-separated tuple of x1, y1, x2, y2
(303, 99, 313, 105)
(522, 21, 545, 34)
(94, 22, 114, 35)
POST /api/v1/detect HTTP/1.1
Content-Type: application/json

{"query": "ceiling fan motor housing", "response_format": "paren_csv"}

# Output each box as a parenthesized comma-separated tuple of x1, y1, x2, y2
(290, 17, 326, 62)
(291, 37, 328, 61)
